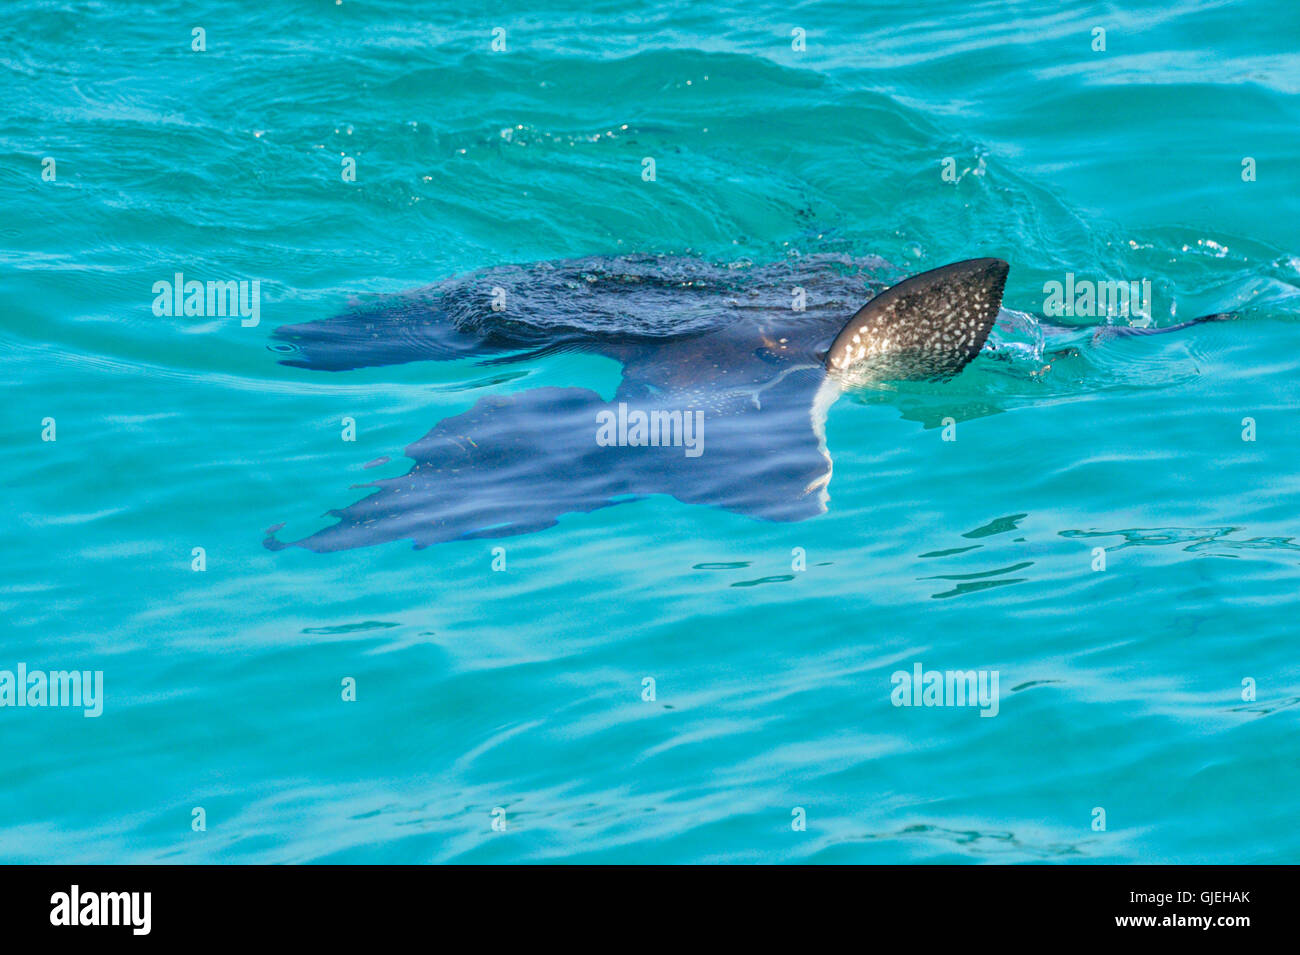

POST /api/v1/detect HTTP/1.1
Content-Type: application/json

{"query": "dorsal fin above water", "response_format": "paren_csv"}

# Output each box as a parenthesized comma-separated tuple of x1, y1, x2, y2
(825, 257, 1009, 381)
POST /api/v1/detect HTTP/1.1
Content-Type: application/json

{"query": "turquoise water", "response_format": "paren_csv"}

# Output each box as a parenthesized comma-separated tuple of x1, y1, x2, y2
(3, 0, 1299, 863)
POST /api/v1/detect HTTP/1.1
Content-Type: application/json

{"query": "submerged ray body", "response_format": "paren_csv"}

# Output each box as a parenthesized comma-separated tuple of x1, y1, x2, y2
(270, 254, 890, 372)
(265, 255, 1010, 552)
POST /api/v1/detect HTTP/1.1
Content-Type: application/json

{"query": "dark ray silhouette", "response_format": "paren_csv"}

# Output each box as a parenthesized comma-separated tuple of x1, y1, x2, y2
(264, 255, 1014, 552)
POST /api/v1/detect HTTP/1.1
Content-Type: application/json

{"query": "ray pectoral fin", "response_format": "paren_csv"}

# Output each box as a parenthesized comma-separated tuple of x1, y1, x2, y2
(826, 257, 1010, 381)
(264, 387, 637, 553)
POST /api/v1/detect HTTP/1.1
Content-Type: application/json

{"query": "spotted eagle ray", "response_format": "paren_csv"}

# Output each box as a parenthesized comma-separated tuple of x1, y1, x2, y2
(261, 254, 1219, 553)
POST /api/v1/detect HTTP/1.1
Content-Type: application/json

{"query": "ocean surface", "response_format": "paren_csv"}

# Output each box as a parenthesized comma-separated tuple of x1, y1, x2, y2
(3, 0, 1299, 863)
